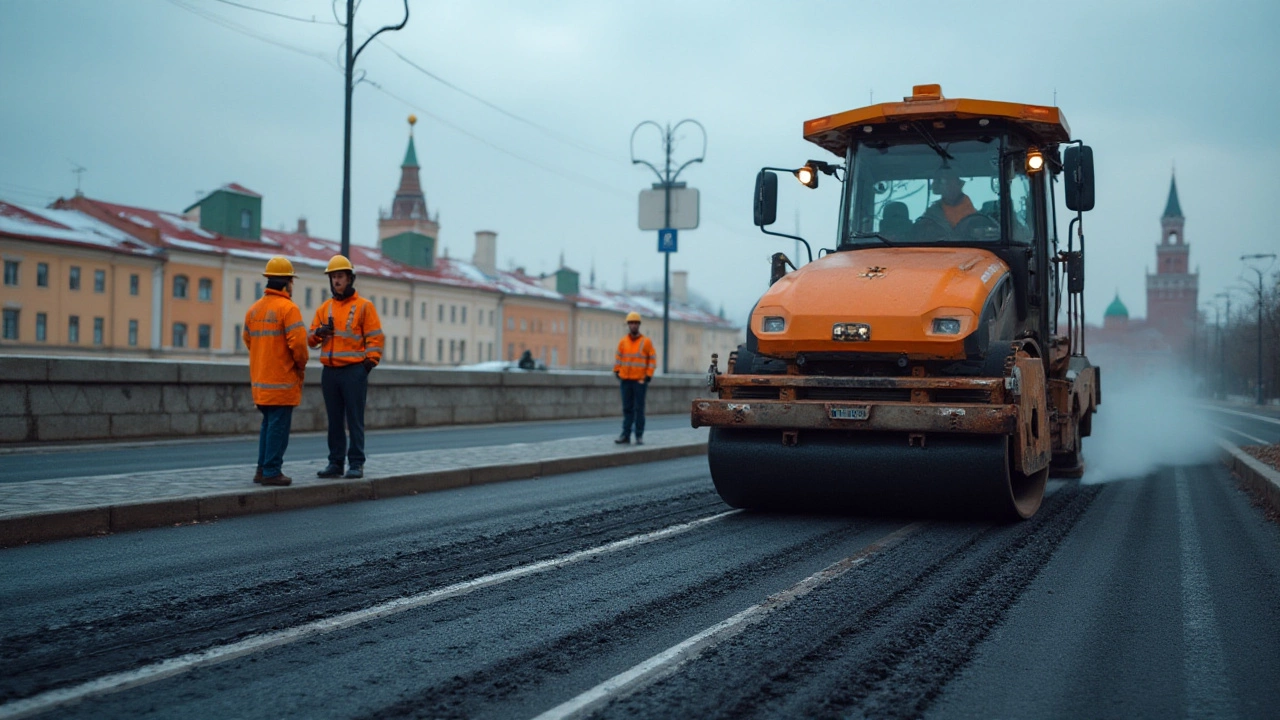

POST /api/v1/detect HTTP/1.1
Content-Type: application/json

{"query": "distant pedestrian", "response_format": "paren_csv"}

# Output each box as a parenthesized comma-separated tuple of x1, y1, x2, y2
(518, 349, 536, 370)
(309, 255, 383, 479)
(613, 311, 656, 445)
(244, 256, 309, 486)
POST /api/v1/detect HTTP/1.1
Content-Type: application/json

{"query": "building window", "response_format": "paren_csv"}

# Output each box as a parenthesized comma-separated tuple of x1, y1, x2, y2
(450, 305, 456, 323)
(94, 269, 106, 293)
(173, 322, 188, 348)
(198, 324, 211, 349)
(393, 298, 399, 317)
(198, 278, 213, 302)
(419, 337, 425, 361)
(68, 315, 79, 343)
(520, 319, 527, 331)
(421, 302, 426, 320)
(507, 317, 514, 330)
(392, 336, 398, 361)
(69, 266, 81, 290)
(240, 209, 252, 231)
(37, 262, 49, 287)
(36, 313, 46, 342)
(438, 304, 444, 322)
(128, 320, 138, 347)
(129, 273, 139, 295)
(489, 310, 494, 327)
(254, 281, 262, 297)
(381, 297, 387, 315)
(2, 309, 17, 340)
(234, 324, 241, 350)
(449, 339, 455, 363)
(507, 343, 514, 360)
(437, 338, 443, 362)
(3, 260, 18, 286)
(305, 287, 313, 308)
(461, 306, 467, 324)
(460, 339, 466, 362)
(173, 275, 189, 299)
(235, 277, 242, 301)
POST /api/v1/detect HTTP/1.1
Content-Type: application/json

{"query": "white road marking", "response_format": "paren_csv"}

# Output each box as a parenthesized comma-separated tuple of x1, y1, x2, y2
(1212, 423, 1270, 446)
(0, 510, 740, 720)
(1174, 467, 1238, 718)
(1199, 405, 1280, 427)
(531, 522, 924, 720)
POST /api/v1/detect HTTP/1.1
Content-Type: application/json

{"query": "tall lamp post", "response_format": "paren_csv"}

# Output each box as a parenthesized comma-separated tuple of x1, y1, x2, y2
(630, 120, 706, 374)
(1241, 253, 1277, 405)
(340, 0, 409, 258)
(1213, 291, 1230, 397)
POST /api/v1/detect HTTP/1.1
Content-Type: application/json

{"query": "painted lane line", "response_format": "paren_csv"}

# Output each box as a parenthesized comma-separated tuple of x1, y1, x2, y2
(1199, 405, 1280, 427)
(1174, 467, 1238, 718)
(0, 510, 740, 720)
(1212, 423, 1271, 446)
(531, 522, 925, 720)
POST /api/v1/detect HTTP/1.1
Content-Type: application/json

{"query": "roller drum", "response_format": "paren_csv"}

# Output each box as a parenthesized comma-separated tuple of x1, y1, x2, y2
(709, 428, 1044, 521)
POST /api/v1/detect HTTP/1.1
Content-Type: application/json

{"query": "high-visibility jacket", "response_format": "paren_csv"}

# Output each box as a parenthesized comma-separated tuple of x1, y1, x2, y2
(308, 292, 383, 368)
(614, 333, 656, 381)
(243, 288, 309, 406)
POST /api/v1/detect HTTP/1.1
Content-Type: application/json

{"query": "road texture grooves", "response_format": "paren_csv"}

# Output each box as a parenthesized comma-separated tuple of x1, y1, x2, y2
(0, 487, 724, 704)
(354, 518, 882, 720)
(597, 483, 1102, 719)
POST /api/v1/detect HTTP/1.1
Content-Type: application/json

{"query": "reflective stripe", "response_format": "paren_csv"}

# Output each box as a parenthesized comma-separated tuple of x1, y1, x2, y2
(284, 321, 305, 333)
(365, 329, 383, 338)
(328, 351, 366, 359)
(248, 329, 282, 337)
(334, 330, 362, 341)
(253, 381, 295, 390)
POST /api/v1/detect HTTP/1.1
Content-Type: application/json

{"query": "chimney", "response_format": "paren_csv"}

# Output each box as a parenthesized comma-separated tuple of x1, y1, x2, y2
(473, 230, 497, 275)
(296, 217, 309, 236)
(672, 270, 688, 305)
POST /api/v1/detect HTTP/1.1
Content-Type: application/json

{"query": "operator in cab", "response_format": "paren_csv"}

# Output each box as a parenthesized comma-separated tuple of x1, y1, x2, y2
(920, 167, 978, 230)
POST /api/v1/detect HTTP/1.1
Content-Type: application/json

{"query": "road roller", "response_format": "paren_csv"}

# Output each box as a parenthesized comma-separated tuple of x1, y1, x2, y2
(692, 84, 1100, 520)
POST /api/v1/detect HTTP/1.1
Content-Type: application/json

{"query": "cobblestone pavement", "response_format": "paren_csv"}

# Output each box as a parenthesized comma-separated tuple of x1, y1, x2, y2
(0, 427, 709, 521)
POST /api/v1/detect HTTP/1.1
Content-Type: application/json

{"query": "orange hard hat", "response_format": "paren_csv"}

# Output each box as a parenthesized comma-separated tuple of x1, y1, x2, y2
(625, 312, 642, 323)
(263, 256, 296, 277)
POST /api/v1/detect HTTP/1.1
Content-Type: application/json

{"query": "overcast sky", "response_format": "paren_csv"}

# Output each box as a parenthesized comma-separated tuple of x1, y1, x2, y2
(2, 0, 1278, 328)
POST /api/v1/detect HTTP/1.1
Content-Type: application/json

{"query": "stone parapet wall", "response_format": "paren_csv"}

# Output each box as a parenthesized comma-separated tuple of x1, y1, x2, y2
(0, 356, 707, 444)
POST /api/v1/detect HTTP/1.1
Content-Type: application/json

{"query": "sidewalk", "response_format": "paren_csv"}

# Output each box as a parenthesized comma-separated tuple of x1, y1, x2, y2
(0, 427, 710, 548)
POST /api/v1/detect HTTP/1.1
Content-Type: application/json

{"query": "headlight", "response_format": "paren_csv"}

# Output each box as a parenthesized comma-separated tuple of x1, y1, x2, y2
(762, 316, 786, 333)
(931, 318, 962, 335)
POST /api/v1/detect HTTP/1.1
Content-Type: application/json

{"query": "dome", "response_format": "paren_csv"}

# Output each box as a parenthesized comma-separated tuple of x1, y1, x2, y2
(1104, 292, 1129, 319)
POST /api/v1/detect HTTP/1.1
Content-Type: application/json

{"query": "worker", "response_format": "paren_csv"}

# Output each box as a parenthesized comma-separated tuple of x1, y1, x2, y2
(518, 349, 536, 370)
(921, 168, 977, 230)
(243, 256, 309, 486)
(308, 255, 383, 479)
(613, 311, 656, 445)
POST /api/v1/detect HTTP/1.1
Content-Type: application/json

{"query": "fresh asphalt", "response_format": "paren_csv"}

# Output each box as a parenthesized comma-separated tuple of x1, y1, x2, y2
(0, 414, 692, 484)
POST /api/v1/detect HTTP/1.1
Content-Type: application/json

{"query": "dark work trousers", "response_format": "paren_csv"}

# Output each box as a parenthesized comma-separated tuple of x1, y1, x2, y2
(256, 405, 294, 477)
(619, 379, 648, 439)
(321, 363, 369, 468)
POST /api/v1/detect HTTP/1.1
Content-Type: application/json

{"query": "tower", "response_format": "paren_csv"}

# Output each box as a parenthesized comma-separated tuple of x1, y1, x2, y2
(1145, 173, 1199, 363)
(378, 115, 440, 269)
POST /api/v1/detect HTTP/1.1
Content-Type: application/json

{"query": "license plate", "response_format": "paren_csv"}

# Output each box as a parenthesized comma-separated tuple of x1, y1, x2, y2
(829, 406, 869, 420)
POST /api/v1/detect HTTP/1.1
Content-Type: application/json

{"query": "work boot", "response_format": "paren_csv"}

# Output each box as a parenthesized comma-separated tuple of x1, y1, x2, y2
(614, 434, 630, 445)
(260, 474, 292, 487)
(344, 465, 364, 479)
(635, 436, 644, 446)
(253, 466, 264, 484)
(317, 464, 344, 479)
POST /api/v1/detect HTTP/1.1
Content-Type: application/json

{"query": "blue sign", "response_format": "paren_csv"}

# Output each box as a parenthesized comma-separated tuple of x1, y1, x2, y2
(658, 228, 678, 253)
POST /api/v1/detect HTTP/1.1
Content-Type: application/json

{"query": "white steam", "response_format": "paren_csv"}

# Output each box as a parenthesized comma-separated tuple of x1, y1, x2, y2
(1080, 367, 1220, 484)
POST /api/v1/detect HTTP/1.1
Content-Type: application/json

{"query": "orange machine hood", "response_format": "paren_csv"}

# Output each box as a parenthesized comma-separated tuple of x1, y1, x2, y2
(752, 246, 1009, 360)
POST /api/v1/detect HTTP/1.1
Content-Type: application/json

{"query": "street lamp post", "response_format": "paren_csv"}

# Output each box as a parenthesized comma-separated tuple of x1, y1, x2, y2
(340, 0, 409, 258)
(1213, 291, 1230, 397)
(1241, 253, 1277, 405)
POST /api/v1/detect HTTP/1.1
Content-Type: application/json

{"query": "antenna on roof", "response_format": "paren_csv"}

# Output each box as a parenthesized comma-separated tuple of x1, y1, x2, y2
(69, 160, 87, 197)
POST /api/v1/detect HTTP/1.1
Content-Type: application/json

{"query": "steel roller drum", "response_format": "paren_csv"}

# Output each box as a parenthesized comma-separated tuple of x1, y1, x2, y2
(709, 428, 1044, 520)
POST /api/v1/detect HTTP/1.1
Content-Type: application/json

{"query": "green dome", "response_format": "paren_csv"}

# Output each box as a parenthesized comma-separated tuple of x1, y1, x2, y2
(1104, 292, 1129, 318)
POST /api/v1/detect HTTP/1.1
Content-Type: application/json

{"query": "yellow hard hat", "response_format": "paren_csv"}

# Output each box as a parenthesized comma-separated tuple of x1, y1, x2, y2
(625, 311, 642, 323)
(262, 256, 296, 277)
(325, 255, 354, 274)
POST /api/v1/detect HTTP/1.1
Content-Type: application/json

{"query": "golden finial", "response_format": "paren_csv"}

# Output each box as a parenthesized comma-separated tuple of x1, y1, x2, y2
(408, 114, 417, 126)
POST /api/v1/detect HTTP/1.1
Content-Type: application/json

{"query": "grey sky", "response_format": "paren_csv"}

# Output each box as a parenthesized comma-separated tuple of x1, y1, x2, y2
(2, 0, 1278, 328)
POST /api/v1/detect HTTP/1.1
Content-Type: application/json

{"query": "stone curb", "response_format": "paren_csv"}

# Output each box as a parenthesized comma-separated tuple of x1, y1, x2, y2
(0, 442, 708, 548)
(1220, 439, 1280, 514)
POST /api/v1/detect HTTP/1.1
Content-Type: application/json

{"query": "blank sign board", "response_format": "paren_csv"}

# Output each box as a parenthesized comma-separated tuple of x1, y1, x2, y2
(638, 187, 699, 231)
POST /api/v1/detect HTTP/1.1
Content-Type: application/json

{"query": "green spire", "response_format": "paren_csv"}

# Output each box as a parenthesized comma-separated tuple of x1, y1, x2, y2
(1162, 174, 1182, 219)
(1104, 292, 1129, 319)
(402, 135, 418, 168)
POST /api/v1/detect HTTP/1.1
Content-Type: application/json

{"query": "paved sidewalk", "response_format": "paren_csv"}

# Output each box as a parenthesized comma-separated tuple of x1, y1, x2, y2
(0, 427, 709, 547)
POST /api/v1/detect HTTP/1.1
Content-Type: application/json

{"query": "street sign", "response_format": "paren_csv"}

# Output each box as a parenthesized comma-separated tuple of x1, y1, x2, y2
(658, 228, 678, 253)
(639, 187, 699, 231)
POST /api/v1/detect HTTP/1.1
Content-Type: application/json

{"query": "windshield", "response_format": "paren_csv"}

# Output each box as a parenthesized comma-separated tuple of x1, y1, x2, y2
(844, 136, 1029, 247)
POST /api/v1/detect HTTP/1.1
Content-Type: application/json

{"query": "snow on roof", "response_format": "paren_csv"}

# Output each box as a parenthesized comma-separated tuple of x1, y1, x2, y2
(0, 199, 159, 256)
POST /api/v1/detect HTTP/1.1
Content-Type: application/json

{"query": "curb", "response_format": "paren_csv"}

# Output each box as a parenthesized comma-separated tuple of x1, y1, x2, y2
(0, 442, 708, 548)
(1219, 439, 1280, 514)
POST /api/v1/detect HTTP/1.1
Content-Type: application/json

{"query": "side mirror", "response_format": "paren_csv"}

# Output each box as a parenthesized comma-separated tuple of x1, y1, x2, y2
(1063, 145, 1095, 212)
(753, 170, 778, 226)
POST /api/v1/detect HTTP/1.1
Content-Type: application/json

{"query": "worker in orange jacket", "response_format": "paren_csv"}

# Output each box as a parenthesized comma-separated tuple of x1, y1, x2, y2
(613, 311, 656, 445)
(243, 256, 309, 486)
(309, 255, 383, 479)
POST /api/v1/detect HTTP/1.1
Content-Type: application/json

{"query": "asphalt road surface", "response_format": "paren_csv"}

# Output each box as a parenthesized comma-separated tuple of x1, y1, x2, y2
(0, 415, 692, 484)
(2, 445, 1277, 718)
